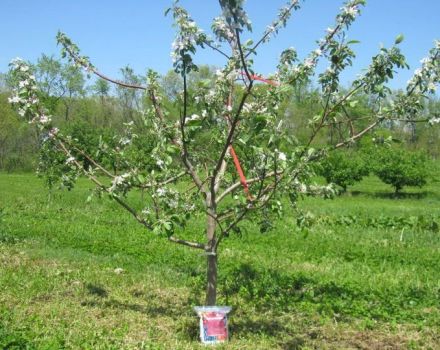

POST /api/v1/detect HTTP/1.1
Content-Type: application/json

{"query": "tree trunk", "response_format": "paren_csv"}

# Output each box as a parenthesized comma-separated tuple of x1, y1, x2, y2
(205, 201, 217, 305)
(206, 252, 218, 305)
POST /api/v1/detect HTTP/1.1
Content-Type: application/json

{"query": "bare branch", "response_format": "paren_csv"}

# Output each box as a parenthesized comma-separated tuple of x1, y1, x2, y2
(57, 140, 152, 230)
(247, 0, 299, 58)
(235, 28, 252, 82)
(61, 44, 147, 91)
(60, 136, 115, 179)
(334, 119, 382, 149)
(139, 171, 187, 189)
(168, 236, 206, 250)
(179, 61, 206, 195)
(204, 40, 231, 59)
(216, 170, 282, 204)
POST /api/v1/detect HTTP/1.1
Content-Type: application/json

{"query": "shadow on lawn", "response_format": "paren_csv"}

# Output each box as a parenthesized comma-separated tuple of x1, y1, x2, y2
(349, 190, 431, 199)
(221, 263, 358, 312)
(82, 283, 190, 318)
(80, 298, 173, 316)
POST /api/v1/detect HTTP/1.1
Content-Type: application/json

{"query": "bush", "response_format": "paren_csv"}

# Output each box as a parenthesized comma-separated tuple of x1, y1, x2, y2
(318, 150, 369, 192)
(373, 147, 430, 194)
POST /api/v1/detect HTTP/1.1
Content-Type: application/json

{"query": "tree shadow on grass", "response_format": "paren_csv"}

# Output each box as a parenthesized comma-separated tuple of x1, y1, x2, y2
(81, 284, 192, 319)
(221, 263, 355, 310)
(80, 298, 173, 316)
(86, 283, 108, 298)
(349, 190, 431, 199)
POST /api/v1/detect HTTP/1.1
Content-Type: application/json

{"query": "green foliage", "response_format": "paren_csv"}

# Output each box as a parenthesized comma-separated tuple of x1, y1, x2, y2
(0, 93, 36, 172)
(318, 150, 369, 192)
(373, 147, 430, 193)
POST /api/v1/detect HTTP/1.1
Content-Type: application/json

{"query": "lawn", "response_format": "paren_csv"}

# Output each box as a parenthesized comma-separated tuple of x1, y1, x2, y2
(0, 173, 439, 349)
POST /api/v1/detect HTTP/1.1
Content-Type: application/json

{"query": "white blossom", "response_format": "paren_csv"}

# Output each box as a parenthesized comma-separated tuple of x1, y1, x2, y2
(427, 82, 437, 92)
(169, 199, 179, 209)
(278, 152, 287, 161)
(414, 68, 423, 77)
(243, 103, 253, 114)
(429, 117, 440, 125)
(187, 114, 201, 122)
(156, 187, 167, 197)
(113, 176, 125, 186)
(299, 183, 307, 193)
(119, 137, 131, 146)
(304, 58, 315, 69)
(39, 114, 51, 124)
(156, 159, 164, 168)
(314, 49, 322, 56)
(341, 5, 359, 18)
(48, 127, 59, 139)
(8, 95, 21, 104)
(19, 80, 30, 88)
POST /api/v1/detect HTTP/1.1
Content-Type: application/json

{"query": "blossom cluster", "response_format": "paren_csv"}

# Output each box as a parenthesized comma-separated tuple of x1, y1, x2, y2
(212, 16, 235, 43)
(218, 0, 252, 33)
(56, 32, 94, 74)
(280, 0, 365, 84)
(169, 4, 207, 74)
(8, 58, 57, 134)
(406, 40, 440, 95)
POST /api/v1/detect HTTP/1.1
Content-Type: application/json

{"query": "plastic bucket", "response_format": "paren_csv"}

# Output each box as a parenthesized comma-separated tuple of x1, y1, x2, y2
(194, 306, 232, 345)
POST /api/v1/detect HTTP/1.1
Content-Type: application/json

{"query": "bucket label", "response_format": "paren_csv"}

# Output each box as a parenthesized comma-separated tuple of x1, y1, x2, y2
(202, 312, 228, 342)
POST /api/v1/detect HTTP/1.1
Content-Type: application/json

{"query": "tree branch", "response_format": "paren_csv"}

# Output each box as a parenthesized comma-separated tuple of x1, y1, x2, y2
(216, 170, 282, 204)
(334, 119, 382, 149)
(179, 61, 206, 195)
(246, 0, 299, 58)
(61, 44, 148, 90)
(168, 236, 206, 250)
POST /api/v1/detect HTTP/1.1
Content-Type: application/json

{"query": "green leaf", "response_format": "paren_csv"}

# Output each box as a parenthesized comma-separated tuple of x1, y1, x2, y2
(349, 100, 359, 108)
(394, 34, 404, 45)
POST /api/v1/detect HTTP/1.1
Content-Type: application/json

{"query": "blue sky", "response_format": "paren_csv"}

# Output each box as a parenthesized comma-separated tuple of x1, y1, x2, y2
(1, 0, 439, 89)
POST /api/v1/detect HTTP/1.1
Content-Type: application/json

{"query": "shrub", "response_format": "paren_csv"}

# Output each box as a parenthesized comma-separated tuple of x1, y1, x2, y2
(374, 147, 430, 194)
(318, 150, 369, 192)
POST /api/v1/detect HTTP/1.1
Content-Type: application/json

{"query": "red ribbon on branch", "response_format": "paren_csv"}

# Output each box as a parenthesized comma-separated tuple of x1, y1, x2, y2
(227, 73, 278, 199)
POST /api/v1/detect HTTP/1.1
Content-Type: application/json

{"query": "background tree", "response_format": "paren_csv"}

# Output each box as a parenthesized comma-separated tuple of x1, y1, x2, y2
(373, 146, 430, 194)
(318, 149, 369, 192)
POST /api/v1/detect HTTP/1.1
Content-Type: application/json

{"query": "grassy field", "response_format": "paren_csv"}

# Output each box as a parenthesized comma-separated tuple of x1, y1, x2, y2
(0, 173, 439, 349)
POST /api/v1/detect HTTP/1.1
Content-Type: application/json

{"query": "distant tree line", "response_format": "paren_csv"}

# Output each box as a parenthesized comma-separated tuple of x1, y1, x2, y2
(0, 54, 439, 180)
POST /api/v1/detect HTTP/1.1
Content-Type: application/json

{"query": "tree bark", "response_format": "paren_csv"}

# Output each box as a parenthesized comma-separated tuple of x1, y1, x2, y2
(205, 198, 218, 305)
(206, 252, 218, 305)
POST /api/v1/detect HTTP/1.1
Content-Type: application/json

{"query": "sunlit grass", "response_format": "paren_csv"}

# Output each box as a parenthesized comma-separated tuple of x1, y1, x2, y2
(0, 173, 439, 349)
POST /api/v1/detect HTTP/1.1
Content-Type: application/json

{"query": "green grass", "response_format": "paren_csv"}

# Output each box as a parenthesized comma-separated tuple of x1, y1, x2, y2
(0, 173, 439, 349)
